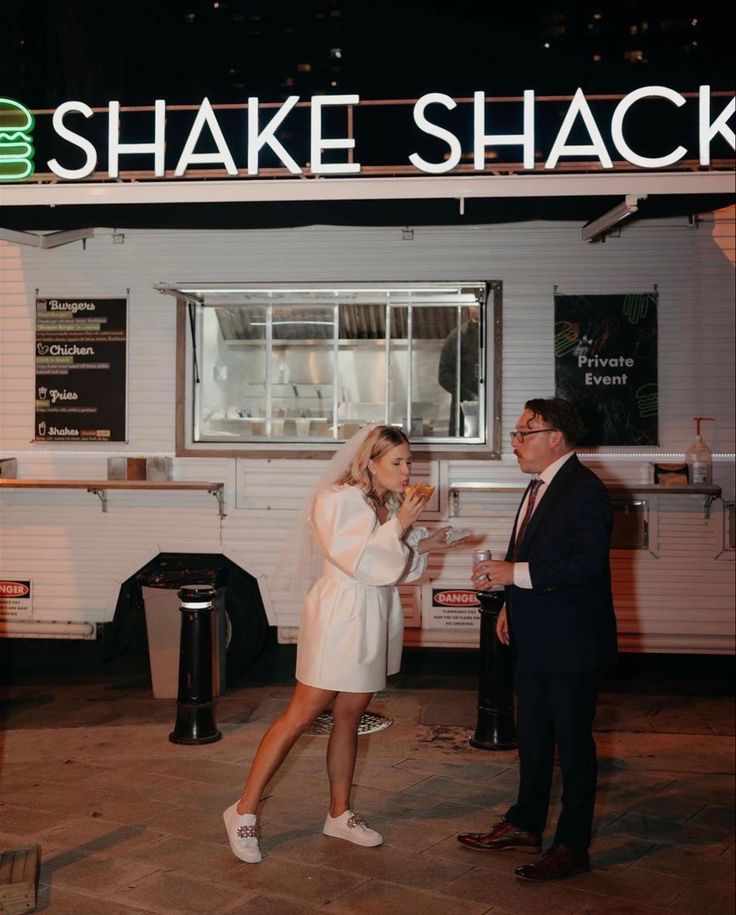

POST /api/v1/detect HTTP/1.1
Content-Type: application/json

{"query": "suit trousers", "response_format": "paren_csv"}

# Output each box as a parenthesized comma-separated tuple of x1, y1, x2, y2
(506, 669, 600, 850)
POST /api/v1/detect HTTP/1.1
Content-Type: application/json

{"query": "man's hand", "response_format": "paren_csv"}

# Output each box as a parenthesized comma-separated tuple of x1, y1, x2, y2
(472, 559, 515, 588)
(496, 606, 510, 645)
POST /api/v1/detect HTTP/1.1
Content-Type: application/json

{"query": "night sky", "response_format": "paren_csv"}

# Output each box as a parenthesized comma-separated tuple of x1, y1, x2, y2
(1, 0, 733, 230)
(2, 0, 734, 107)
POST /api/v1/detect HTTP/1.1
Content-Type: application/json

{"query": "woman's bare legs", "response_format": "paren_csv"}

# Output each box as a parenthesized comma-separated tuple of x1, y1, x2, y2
(326, 690, 373, 817)
(237, 682, 336, 814)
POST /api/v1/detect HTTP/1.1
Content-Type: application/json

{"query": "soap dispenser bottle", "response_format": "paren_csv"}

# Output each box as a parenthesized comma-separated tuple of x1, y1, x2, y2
(686, 416, 715, 484)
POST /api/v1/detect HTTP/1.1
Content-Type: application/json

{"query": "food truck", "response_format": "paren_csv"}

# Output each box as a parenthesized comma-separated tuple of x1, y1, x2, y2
(0, 89, 734, 668)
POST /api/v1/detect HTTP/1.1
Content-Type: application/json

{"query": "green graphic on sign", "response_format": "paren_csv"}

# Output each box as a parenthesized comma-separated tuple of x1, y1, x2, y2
(0, 98, 35, 181)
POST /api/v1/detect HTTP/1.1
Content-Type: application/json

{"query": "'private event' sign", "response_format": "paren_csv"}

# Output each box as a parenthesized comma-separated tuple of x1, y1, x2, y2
(35, 297, 127, 442)
(554, 292, 658, 446)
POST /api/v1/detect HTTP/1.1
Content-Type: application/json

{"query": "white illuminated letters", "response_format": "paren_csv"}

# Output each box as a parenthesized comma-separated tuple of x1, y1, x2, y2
(474, 90, 535, 170)
(174, 98, 238, 176)
(612, 87, 687, 168)
(47, 101, 97, 179)
(409, 93, 461, 173)
(699, 85, 736, 166)
(108, 99, 166, 178)
(546, 88, 613, 169)
(310, 94, 361, 175)
(35, 85, 733, 181)
(248, 95, 301, 175)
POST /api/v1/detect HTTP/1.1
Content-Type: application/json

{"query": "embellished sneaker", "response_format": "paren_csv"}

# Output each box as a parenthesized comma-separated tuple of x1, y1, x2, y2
(223, 803, 262, 863)
(323, 810, 383, 847)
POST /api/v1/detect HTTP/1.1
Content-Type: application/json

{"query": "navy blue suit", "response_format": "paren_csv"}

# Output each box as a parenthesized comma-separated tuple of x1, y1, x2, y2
(504, 454, 617, 849)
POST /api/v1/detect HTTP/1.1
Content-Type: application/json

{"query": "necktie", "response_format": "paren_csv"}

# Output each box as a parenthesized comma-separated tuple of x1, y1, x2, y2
(512, 478, 543, 560)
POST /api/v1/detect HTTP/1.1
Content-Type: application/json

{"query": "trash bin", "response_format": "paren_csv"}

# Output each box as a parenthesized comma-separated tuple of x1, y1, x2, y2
(139, 566, 227, 699)
(106, 552, 269, 697)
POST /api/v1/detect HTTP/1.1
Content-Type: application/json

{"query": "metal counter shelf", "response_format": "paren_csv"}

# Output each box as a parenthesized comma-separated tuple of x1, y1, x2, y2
(0, 479, 226, 517)
(448, 481, 722, 519)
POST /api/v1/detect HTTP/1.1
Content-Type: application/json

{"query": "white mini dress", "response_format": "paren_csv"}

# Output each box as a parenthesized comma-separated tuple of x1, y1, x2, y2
(295, 484, 427, 693)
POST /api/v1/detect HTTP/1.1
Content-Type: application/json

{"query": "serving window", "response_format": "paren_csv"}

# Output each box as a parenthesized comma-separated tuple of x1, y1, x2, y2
(169, 281, 501, 456)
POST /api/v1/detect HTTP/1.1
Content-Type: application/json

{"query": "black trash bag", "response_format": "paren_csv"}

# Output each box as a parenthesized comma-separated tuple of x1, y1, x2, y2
(104, 552, 270, 684)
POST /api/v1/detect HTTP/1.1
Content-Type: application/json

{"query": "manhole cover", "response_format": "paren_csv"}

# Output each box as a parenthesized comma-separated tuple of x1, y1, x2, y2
(305, 710, 393, 736)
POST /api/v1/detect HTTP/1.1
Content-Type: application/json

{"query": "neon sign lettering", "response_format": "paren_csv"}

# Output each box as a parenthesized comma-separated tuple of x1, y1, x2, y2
(0, 98, 35, 181)
(3, 88, 733, 182)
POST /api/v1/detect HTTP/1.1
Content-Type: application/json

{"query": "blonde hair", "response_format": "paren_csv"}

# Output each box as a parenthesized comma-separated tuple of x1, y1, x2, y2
(336, 424, 410, 512)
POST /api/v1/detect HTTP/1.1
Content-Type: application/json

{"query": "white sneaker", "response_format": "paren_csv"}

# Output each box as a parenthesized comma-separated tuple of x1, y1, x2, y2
(223, 803, 262, 863)
(323, 810, 383, 847)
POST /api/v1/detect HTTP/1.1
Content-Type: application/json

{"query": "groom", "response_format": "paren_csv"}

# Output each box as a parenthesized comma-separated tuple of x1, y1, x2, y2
(460, 397, 617, 880)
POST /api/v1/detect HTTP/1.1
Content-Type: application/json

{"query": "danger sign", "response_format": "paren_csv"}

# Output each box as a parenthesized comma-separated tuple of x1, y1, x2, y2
(0, 579, 33, 619)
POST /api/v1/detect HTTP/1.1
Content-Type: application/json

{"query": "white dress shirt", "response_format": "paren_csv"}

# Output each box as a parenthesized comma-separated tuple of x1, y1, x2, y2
(513, 450, 575, 589)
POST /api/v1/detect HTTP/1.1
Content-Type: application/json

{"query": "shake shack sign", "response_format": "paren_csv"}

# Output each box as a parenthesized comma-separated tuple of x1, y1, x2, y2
(35, 297, 127, 442)
(1, 85, 733, 182)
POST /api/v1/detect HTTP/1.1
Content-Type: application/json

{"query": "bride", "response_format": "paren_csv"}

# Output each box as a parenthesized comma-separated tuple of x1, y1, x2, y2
(223, 423, 467, 863)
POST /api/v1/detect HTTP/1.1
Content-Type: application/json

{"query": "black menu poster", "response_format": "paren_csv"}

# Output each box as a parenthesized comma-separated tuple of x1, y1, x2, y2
(554, 292, 658, 446)
(35, 297, 127, 442)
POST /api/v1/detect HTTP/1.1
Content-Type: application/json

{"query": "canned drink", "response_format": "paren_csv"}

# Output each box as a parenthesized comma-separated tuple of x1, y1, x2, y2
(473, 549, 492, 569)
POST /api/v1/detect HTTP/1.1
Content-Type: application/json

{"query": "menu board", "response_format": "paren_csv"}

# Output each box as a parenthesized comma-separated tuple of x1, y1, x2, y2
(35, 296, 127, 442)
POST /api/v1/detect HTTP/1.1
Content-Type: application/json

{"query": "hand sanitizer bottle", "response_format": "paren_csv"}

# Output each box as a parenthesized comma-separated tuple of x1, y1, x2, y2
(686, 416, 715, 484)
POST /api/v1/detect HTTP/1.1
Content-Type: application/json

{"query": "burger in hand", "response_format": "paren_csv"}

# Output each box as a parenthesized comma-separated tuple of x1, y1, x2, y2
(403, 482, 435, 502)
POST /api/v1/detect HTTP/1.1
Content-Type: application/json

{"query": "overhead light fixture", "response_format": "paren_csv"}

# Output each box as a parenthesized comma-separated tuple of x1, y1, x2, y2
(581, 194, 646, 243)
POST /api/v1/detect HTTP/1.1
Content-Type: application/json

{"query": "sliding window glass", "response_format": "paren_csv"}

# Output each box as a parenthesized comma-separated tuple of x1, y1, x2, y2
(183, 282, 494, 450)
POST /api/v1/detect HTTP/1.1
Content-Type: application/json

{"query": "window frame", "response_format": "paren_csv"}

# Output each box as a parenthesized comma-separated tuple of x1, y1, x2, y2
(174, 280, 503, 459)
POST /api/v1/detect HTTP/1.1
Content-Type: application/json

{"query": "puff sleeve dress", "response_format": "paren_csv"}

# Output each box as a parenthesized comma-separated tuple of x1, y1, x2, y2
(295, 484, 427, 693)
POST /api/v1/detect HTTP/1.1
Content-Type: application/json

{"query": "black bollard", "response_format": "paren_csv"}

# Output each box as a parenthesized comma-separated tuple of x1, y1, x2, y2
(469, 589, 517, 750)
(169, 585, 222, 745)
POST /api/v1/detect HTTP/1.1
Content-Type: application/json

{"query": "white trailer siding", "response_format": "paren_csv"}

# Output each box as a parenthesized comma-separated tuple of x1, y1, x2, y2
(1, 214, 734, 651)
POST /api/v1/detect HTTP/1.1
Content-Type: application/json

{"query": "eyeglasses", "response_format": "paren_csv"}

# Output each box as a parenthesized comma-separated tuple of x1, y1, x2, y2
(509, 428, 556, 443)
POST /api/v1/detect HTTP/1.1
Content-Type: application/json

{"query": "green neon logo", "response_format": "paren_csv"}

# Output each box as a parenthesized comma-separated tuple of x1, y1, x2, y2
(0, 98, 35, 181)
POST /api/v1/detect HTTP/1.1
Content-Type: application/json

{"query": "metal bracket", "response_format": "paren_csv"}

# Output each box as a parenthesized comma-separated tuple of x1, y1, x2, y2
(87, 487, 108, 512)
(209, 484, 227, 519)
(451, 489, 460, 517)
(704, 493, 718, 520)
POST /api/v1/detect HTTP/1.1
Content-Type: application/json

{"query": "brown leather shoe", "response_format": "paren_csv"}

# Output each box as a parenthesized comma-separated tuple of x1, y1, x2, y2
(457, 820, 542, 852)
(515, 844, 590, 881)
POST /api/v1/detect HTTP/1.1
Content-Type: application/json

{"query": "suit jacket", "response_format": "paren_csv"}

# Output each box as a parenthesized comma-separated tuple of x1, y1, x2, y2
(505, 454, 617, 674)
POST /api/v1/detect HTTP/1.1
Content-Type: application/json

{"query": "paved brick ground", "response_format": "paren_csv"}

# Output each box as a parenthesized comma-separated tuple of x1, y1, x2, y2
(0, 644, 733, 914)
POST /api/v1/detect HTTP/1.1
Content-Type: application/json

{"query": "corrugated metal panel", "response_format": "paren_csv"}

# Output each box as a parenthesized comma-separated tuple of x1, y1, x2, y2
(1, 216, 734, 650)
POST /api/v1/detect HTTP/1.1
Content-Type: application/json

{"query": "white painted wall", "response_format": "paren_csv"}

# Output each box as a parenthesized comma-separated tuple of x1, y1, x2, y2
(1, 213, 734, 651)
